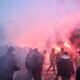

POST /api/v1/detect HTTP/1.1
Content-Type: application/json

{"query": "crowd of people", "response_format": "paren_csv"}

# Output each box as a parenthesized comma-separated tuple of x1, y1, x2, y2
(0, 46, 80, 80)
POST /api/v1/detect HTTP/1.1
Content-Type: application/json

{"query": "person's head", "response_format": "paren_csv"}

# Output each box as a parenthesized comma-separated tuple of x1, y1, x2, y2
(29, 48, 33, 52)
(77, 51, 80, 56)
(63, 52, 68, 55)
(7, 46, 14, 54)
(33, 48, 38, 53)
(61, 48, 64, 52)
(51, 48, 55, 52)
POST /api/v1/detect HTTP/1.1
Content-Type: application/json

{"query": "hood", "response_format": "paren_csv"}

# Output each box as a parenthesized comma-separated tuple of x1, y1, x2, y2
(61, 55, 70, 59)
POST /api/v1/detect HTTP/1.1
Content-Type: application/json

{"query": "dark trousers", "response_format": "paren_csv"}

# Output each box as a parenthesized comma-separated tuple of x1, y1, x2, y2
(47, 63, 55, 74)
(61, 77, 70, 80)
(76, 67, 80, 80)
(32, 67, 42, 80)
(0, 77, 13, 80)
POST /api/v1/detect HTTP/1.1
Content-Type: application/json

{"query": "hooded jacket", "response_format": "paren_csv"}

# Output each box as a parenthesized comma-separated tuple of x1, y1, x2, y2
(57, 54, 74, 78)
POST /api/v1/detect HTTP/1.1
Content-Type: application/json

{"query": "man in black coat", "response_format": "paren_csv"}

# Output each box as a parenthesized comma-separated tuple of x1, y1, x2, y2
(57, 52, 74, 80)
(25, 48, 44, 80)
(0, 47, 20, 80)
(76, 51, 80, 80)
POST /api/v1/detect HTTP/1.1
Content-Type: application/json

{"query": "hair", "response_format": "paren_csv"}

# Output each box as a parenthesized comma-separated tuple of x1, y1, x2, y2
(51, 48, 55, 51)
(63, 52, 68, 55)
(61, 48, 64, 51)
(7, 46, 14, 54)
(77, 51, 80, 56)
(33, 48, 38, 53)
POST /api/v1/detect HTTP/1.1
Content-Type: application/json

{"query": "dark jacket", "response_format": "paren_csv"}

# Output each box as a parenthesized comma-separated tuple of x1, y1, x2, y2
(76, 57, 80, 80)
(25, 51, 43, 69)
(0, 53, 20, 80)
(57, 55, 74, 78)
(76, 66, 80, 80)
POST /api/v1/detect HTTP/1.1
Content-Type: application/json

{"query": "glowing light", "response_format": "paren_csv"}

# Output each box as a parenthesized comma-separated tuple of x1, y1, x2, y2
(64, 42, 71, 48)
(55, 46, 61, 53)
